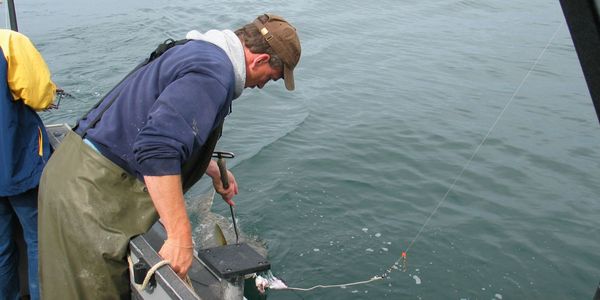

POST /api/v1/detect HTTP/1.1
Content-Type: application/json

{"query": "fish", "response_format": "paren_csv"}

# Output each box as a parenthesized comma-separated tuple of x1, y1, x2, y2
(213, 223, 227, 247)
(190, 189, 288, 295)
(190, 189, 267, 258)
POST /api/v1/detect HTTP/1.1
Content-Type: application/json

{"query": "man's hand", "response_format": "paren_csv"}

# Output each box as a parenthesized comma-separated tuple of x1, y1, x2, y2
(206, 160, 238, 205)
(144, 175, 194, 279)
(159, 239, 193, 278)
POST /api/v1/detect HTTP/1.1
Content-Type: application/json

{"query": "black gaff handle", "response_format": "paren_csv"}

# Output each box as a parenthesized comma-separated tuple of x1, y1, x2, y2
(212, 151, 235, 191)
(217, 157, 229, 190)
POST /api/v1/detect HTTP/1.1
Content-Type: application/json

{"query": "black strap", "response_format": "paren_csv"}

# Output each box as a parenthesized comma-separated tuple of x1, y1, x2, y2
(75, 38, 191, 138)
(147, 38, 191, 62)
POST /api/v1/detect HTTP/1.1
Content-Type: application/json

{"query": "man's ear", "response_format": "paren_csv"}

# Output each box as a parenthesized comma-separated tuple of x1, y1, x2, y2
(253, 53, 271, 66)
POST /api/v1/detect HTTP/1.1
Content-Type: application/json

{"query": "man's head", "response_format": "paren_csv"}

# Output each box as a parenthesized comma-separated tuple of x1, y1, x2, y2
(235, 14, 301, 90)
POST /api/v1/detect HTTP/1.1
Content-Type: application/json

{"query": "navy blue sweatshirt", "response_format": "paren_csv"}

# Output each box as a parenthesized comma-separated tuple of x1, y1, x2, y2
(75, 40, 235, 179)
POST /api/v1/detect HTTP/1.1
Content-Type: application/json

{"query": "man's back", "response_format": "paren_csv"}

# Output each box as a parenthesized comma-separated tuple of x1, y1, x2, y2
(76, 40, 236, 179)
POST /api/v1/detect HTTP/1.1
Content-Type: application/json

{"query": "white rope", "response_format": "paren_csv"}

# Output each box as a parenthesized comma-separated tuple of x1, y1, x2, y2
(281, 276, 383, 292)
(127, 254, 199, 297)
(127, 255, 171, 290)
(140, 260, 171, 290)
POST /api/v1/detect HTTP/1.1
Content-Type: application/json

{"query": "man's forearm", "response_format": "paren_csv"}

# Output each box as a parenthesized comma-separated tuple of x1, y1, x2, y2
(143, 174, 192, 246)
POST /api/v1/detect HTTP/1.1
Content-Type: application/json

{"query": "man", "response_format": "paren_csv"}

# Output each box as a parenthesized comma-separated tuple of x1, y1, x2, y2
(0, 29, 56, 300)
(38, 13, 301, 298)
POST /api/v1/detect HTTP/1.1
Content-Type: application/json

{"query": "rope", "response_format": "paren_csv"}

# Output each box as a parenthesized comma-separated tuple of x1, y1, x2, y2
(281, 276, 383, 292)
(127, 255, 197, 295)
(141, 260, 171, 290)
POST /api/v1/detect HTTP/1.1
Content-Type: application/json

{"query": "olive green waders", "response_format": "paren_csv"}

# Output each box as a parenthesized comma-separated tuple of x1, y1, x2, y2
(38, 131, 158, 299)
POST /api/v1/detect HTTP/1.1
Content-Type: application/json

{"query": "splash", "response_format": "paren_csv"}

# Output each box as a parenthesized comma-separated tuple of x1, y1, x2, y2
(255, 270, 288, 293)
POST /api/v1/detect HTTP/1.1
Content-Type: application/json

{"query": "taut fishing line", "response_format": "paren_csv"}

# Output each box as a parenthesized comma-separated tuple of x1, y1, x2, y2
(384, 19, 565, 279)
(267, 20, 565, 293)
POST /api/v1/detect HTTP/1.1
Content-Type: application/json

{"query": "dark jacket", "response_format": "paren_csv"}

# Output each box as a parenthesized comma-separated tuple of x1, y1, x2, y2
(0, 30, 55, 196)
(75, 40, 235, 181)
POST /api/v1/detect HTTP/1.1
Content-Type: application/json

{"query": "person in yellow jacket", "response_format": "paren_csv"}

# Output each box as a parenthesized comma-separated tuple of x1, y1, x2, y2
(0, 29, 56, 300)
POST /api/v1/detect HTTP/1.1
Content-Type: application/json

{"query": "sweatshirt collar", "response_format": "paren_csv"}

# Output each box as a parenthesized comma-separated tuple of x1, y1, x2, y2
(186, 29, 246, 99)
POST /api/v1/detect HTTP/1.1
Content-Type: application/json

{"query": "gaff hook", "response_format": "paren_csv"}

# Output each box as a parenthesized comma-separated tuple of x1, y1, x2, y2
(211, 151, 239, 244)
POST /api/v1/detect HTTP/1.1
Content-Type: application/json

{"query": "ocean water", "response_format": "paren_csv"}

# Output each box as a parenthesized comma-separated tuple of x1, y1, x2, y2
(10, 0, 600, 299)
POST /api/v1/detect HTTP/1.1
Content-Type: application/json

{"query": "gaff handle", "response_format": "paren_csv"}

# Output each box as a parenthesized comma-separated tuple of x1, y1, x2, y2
(212, 151, 235, 190)
(217, 158, 229, 189)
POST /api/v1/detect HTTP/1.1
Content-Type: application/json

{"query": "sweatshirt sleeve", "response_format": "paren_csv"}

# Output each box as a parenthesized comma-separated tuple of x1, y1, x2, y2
(133, 72, 228, 176)
(1, 30, 56, 110)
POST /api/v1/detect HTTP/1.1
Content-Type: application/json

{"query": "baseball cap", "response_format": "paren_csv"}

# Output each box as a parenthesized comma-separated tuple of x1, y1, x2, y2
(253, 14, 301, 91)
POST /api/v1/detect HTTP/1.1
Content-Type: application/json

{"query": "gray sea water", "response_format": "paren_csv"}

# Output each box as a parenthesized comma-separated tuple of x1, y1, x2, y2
(9, 0, 600, 299)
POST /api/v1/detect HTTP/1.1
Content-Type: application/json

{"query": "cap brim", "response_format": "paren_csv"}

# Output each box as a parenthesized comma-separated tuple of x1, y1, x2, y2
(283, 65, 295, 91)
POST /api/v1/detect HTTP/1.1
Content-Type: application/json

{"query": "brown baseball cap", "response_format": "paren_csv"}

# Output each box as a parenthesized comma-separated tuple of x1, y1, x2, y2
(253, 14, 301, 91)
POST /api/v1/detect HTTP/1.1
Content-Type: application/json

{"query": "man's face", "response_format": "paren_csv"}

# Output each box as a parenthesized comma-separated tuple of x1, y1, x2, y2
(245, 54, 283, 89)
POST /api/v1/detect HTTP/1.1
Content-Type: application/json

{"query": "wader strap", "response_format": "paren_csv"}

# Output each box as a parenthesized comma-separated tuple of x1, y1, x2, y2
(74, 61, 144, 138)
(74, 39, 191, 138)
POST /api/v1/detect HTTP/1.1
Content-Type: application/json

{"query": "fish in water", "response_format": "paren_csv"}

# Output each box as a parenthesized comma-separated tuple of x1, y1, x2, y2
(189, 189, 288, 295)
(190, 188, 267, 258)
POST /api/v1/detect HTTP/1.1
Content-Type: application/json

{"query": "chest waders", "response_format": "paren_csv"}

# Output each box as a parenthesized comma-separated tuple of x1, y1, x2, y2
(38, 39, 224, 299)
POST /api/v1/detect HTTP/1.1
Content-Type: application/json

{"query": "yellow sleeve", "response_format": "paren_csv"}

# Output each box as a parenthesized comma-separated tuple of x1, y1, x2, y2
(0, 30, 56, 111)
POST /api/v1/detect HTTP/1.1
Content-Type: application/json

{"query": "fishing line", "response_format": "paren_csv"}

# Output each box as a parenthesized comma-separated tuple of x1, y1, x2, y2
(381, 19, 565, 280)
(271, 20, 565, 293)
